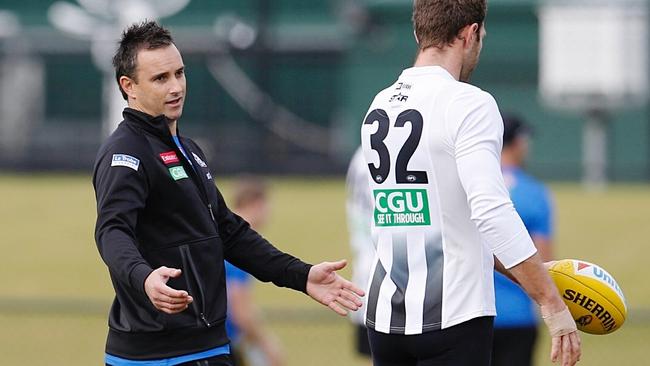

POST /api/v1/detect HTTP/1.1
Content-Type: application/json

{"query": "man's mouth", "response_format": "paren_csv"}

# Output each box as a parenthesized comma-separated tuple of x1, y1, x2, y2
(166, 97, 183, 107)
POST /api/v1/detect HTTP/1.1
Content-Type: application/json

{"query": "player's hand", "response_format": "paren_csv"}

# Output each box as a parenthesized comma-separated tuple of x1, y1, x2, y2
(542, 304, 581, 366)
(551, 331, 581, 366)
(144, 266, 193, 314)
(306, 260, 365, 316)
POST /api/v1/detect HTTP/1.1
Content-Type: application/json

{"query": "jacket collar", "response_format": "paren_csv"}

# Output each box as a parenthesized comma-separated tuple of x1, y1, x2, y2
(123, 107, 177, 139)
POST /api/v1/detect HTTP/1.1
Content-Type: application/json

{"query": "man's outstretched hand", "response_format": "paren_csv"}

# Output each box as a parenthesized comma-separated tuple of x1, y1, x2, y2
(306, 260, 365, 316)
(144, 266, 193, 314)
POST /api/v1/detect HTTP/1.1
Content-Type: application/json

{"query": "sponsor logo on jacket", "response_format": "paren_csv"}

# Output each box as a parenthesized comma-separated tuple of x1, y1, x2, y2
(192, 152, 208, 168)
(111, 154, 140, 171)
(169, 166, 189, 181)
(159, 151, 180, 165)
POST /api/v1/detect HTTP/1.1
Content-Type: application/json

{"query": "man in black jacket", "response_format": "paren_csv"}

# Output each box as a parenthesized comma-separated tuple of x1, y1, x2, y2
(93, 21, 364, 366)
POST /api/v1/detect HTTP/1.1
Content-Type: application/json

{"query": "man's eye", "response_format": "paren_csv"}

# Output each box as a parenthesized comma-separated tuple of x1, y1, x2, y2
(176, 70, 184, 77)
(156, 75, 167, 81)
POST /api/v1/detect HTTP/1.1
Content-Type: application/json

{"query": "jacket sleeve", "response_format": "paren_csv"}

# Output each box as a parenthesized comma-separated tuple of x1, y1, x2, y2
(215, 188, 312, 293)
(93, 149, 154, 295)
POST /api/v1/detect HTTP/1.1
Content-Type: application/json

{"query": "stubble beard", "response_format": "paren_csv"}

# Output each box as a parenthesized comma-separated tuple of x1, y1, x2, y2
(459, 64, 474, 82)
(460, 44, 481, 82)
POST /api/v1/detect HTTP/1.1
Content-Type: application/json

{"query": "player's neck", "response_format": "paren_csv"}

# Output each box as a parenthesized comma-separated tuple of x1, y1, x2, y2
(168, 120, 178, 136)
(413, 47, 462, 80)
(501, 152, 522, 169)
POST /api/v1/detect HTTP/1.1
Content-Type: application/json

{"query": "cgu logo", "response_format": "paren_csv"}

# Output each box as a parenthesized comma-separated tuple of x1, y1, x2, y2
(375, 190, 424, 213)
(373, 189, 430, 226)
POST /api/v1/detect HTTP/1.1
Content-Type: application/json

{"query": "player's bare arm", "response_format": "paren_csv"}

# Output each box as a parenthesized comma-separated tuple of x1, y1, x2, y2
(508, 253, 581, 366)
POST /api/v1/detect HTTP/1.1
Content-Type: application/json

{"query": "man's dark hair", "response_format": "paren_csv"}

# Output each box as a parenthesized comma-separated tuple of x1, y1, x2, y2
(502, 114, 532, 147)
(413, 0, 486, 50)
(112, 20, 174, 100)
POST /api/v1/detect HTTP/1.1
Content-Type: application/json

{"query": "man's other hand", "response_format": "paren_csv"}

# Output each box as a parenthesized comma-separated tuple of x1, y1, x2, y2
(551, 331, 581, 366)
(144, 266, 193, 314)
(306, 260, 365, 316)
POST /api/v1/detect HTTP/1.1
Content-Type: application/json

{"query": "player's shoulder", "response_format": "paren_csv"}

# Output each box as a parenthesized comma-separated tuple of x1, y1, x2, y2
(350, 146, 365, 167)
(346, 147, 368, 186)
(367, 80, 402, 108)
(95, 123, 149, 168)
(449, 82, 498, 109)
(513, 169, 549, 197)
(102, 122, 147, 151)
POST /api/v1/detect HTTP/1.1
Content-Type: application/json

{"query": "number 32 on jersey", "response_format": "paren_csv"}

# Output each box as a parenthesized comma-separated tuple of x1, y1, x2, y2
(362, 108, 431, 227)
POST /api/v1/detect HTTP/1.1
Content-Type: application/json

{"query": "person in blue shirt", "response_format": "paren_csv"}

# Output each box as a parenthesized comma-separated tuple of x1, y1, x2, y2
(225, 178, 284, 366)
(492, 115, 555, 366)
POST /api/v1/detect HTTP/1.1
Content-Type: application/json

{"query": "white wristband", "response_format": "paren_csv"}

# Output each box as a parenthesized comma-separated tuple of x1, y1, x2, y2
(542, 307, 577, 337)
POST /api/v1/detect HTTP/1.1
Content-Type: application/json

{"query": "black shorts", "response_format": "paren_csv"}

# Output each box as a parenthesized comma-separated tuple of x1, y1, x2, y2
(355, 324, 372, 356)
(367, 316, 494, 366)
(491, 326, 538, 366)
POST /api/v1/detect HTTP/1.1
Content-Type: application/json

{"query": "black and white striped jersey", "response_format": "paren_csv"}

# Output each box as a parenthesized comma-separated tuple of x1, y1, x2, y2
(360, 66, 537, 335)
(346, 147, 376, 325)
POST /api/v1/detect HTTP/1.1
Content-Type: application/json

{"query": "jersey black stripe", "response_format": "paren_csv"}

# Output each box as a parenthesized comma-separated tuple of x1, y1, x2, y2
(389, 232, 409, 334)
(422, 232, 444, 331)
(366, 259, 387, 328)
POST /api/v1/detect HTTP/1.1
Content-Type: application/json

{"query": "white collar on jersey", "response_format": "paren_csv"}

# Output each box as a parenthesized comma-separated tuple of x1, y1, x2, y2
(400, 66, 455, 80)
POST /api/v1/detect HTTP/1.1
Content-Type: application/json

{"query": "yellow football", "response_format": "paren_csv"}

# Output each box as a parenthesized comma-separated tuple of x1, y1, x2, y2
(548, 259, 627, 335)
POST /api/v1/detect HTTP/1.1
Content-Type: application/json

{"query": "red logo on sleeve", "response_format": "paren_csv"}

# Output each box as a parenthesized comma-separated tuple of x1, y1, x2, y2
(159, 151, 180, 165)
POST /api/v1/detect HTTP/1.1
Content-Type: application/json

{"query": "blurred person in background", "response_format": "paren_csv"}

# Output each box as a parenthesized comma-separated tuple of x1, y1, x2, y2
(93, 20, 364, 366)
(225, 178, 284, 366)
(492, 114, 555, 366)
(345, 147, 374, 365)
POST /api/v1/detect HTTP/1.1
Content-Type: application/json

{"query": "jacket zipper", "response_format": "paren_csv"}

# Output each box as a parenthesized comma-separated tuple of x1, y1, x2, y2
(208, 203, 216, 223)
(169, 136, 218, 327)
(179, 245, 213, 327)
(168, 136, 216, 224)
(179, 246, 203, 327)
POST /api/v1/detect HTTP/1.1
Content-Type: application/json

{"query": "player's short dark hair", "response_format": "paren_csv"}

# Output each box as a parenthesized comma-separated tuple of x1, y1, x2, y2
(412, 0, 486, 50)
(502, 114, 532, 147)
(112, 20, 174, 100)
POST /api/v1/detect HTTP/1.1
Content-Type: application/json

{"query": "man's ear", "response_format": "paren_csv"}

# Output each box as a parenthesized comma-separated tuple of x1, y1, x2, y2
(119, 76, 136, 100)
(459, 23, 479, 47)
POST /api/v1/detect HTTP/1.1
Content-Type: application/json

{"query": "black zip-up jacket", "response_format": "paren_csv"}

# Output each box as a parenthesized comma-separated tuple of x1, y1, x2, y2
(93, 108, 312, 360)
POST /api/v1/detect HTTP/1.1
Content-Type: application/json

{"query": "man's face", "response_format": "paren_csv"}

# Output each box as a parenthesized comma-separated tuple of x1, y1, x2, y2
(126, 44, 186, 122)
(460, 24, 485, 82)
(514, 134, 531, 165)
(503, 134, 531, 167)
(238, 198, 271, 231)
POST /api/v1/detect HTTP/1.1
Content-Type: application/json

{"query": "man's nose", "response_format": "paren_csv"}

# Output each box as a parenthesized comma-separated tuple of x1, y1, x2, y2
(169, 78, 183, 95)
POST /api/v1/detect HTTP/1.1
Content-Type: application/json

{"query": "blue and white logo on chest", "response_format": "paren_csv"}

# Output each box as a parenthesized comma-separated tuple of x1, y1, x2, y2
(192, 152, 208, 168)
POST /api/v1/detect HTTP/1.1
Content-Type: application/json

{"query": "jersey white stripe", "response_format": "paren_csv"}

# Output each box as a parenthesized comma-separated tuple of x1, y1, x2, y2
(404, 230, 426, 334)
(373, 234, 394, 333)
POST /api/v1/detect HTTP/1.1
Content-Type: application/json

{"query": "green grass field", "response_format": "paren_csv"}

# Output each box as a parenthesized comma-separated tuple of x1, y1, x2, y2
(1, 175, 649, 365)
